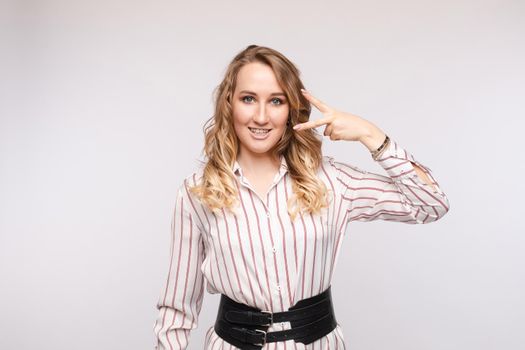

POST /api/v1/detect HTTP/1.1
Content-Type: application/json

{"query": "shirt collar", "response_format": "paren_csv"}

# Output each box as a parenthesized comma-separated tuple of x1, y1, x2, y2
(232, 154, 288, 177)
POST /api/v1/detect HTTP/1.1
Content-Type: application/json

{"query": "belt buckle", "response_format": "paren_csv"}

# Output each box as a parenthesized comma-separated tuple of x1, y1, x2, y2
(259, 310, 273, 326)
(253, 329, 267, 346)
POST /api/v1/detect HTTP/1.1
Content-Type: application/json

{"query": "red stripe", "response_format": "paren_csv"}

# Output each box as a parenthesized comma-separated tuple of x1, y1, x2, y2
(154, 139, 449, 348)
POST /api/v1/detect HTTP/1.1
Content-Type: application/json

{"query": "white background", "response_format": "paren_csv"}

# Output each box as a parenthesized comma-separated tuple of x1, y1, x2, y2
(1, 0, 524, 349)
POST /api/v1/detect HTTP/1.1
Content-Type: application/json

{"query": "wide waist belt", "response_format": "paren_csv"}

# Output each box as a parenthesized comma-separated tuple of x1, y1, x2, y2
(213, 285, 337, 350)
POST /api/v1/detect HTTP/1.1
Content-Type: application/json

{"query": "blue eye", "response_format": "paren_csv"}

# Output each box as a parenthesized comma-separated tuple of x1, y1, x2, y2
(241, 96, 285, 105)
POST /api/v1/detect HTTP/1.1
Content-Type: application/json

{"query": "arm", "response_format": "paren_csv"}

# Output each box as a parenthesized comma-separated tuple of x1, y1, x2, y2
(359, 126, 438, 192)
(332, 135, 450, 224)
(153, 180, 206, 349)
(293, 89, 450, 224)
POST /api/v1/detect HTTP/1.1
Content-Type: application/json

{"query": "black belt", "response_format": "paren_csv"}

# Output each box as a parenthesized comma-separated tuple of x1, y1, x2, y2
(214, 285, 337, 350)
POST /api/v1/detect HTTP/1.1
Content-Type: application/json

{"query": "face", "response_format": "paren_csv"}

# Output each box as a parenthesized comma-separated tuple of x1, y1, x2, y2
(232, 62, 290, 159)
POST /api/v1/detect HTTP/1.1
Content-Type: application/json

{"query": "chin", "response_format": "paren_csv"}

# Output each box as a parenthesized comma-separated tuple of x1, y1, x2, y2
(241, 138, 280, 154)
(245, 144, 278, 154)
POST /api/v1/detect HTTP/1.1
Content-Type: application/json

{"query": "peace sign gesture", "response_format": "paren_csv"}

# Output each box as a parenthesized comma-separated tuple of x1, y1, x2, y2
(293, 89, 377, 143)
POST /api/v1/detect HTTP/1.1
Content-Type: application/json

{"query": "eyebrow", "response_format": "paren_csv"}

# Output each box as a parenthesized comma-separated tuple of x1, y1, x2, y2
(239, 90, 286, 97)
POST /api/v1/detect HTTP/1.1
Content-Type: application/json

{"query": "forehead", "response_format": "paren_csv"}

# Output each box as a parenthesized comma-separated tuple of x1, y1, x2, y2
(235, 62, 283, 93)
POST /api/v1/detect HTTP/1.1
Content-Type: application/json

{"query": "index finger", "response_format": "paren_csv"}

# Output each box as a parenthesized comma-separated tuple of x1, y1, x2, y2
(293, 116, 333, 130)
(301, 89, 331, 113)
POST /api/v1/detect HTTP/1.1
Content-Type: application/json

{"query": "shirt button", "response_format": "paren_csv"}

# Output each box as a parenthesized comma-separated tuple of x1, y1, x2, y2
(272, 246, 277, 253)
(276, 285, 281, 291)
(266, 211, 270, 218)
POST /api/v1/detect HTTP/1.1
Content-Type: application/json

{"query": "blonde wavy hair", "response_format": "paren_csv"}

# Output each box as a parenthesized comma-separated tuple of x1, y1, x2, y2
(189, 45, 329, 221)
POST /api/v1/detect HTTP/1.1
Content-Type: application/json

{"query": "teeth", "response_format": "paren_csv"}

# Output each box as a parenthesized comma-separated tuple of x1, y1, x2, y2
(249, 127, 270, 134)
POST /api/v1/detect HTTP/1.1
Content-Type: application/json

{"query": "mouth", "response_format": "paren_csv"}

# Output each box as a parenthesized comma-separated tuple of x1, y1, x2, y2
(248, 127, 272, 135)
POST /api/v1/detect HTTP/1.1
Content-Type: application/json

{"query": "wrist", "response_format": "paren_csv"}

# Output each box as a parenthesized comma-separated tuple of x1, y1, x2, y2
(359, 123, 386, 152)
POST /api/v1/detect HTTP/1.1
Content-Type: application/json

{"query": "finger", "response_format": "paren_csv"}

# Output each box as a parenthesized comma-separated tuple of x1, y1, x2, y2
(301, 89, 331, 113)
(293, 116, 333, 131)
(323, 124, 333, 137)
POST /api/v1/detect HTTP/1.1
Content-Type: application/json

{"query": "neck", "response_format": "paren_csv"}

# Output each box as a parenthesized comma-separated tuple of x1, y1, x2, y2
(237, 150, 281, 175)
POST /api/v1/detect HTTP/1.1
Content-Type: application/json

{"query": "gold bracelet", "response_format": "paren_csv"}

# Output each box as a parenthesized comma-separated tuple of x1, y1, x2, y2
(371, 134, 390, 160)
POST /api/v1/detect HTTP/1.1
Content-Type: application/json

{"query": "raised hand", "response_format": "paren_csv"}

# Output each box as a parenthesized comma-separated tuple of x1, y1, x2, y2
(294, 89, 439, 190)
(293, 89, 381, 143)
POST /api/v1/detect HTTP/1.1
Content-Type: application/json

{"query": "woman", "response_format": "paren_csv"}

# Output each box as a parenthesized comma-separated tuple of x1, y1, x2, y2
(153, 45, 450, 350)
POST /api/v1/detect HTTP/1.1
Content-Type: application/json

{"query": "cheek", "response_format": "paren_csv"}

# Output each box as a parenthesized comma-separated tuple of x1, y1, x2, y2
(232, 103, 252, 124)
(274, 107, 290, 126)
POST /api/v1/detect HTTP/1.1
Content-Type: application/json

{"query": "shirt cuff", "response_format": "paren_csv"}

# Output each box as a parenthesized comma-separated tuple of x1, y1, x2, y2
(374, 138, 430, 180)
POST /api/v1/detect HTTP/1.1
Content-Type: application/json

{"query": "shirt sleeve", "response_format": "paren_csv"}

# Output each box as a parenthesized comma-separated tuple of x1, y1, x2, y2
(153, 180, 206, 350)
(331, 137, 450, 224)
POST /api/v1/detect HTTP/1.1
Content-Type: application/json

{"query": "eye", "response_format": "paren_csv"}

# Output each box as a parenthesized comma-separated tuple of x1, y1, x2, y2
(241, 96, 255, 103)
(241, 95, 286, 105)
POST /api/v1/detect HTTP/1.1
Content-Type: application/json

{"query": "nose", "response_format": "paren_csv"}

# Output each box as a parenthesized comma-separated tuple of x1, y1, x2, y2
(253, 104, 270, 125)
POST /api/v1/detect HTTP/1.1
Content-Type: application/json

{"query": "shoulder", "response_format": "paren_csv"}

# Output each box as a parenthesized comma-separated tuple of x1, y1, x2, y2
(183, 161, 205, 188)
(319, 155, 336, 176)
(320, 154, 371, 184)
(174, 159, 206, 201)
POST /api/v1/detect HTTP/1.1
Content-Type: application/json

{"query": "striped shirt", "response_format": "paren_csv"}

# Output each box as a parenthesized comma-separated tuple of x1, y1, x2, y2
(153, 137, 450, 349)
